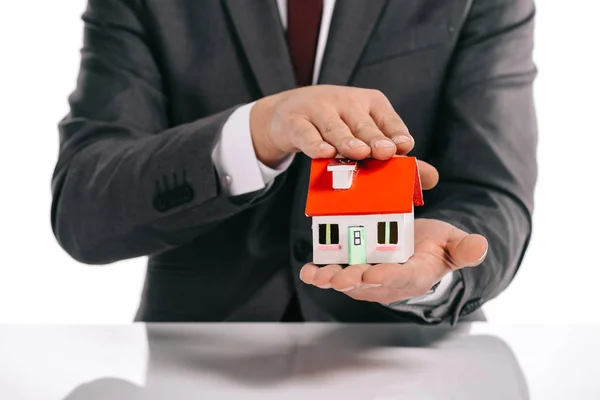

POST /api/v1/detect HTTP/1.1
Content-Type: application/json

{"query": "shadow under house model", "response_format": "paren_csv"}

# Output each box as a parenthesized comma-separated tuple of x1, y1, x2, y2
(305, 156, 424, 266)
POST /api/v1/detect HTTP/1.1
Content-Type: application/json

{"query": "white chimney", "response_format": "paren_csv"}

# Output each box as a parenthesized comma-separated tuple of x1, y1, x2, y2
(327, 160, 357, 190)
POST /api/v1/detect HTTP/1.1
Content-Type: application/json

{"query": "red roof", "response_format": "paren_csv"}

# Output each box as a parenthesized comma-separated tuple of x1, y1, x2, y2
(305, 156, 423, 216)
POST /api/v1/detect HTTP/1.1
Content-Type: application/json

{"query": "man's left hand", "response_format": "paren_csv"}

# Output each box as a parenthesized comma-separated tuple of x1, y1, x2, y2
(299, 218, 488, 305)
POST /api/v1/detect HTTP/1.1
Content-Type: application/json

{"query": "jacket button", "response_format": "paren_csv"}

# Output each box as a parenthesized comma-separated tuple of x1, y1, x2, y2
(460, 299, 481, 316)
(165, 193, 175, 208)
(293, 239, 313, 263)
(153, 183, 195, 212)
(153, 194, 169, 212)
(179, 184, 194, 203)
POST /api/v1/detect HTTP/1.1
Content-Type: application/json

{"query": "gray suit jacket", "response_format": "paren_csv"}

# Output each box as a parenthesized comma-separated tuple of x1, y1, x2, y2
(51, 0, 537, 323)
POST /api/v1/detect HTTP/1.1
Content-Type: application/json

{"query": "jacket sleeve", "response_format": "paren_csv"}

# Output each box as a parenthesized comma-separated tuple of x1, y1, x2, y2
(417, 0, 538, 323)
(51, 0, 275, 264)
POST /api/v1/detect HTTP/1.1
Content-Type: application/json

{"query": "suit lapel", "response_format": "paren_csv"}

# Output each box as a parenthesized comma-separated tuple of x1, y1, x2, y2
(319, 0, 388, 85)
(223, 0, 296, 97)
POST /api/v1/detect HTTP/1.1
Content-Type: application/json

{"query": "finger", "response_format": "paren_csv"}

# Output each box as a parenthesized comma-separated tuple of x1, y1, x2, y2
(331, 264, 372, 292)
(362, 258, 446, 298)
(340, 107, 396, 161)
(308, 106, 371, 160)
(447, 230, 488, 268)
(338, 285, 391, 303)
(311, 264, 343, 289)
(368, 91, 414, 154)
(288, 117, 337, 159)
(417, 160, 439, 190)
(299, 263, 320, 285)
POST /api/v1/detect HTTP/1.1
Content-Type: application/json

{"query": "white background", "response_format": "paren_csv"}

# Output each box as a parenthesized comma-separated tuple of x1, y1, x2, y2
(0, 1, 598, 324)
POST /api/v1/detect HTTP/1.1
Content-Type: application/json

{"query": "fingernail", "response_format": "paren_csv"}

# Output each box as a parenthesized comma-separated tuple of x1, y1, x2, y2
(317, 283, 332, 289)
(374, 139, 396, 148)
(348, 139, 368, 148)
(392, 135, 412, 144)
(336, 286, 356, 292)
(318, 142, 335, 151)
(466, 247, 488, 267)
(476, 248, 488, 264)
(360, 283, 383, 289)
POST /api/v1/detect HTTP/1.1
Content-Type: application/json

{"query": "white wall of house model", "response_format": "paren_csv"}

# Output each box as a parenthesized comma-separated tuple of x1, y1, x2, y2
(311, 211, 415, 265)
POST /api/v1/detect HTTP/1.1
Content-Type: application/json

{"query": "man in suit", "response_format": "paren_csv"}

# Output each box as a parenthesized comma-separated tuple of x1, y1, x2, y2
(51, 0, 537, 323)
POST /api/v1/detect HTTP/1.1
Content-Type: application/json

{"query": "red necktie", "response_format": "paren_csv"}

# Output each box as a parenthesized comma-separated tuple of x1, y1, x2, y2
(287, 0, 323, 87)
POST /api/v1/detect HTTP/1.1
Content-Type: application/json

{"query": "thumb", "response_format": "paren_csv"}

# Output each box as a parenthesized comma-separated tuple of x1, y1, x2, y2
(417, 160, 439, 190)
(447, 229, 488, 268)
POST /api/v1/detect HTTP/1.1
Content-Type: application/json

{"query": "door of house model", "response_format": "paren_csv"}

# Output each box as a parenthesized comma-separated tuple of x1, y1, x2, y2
(348, 226, 367, 265)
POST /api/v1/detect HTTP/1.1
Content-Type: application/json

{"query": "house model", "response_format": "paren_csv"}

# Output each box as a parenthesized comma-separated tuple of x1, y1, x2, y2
(305, 156, 424, 266)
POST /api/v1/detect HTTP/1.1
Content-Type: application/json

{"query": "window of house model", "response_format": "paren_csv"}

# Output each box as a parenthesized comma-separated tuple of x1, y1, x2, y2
(377, 221, 398, 244)
(318, 224, 340, 245)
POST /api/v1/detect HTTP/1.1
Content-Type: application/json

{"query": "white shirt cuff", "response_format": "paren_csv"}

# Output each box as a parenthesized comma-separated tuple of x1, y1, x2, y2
(258, 150, 295, 184)
(211, 102, 294, 196)
(388, 271, 456, 309)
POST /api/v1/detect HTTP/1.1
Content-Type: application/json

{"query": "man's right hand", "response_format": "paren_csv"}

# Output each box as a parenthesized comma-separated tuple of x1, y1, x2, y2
(250, 85, 415, 168)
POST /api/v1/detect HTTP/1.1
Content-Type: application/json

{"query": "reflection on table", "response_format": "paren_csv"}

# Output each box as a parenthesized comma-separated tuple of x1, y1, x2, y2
(73, 324, 528, 399)
(1, 323, 599, 399)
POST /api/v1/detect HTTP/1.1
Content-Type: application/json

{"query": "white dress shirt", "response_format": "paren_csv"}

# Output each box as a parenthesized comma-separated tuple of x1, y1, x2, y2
(211, 0, 454, 307)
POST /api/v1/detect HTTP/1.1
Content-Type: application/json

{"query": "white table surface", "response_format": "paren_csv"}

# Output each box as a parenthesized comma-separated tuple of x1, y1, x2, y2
(0, 323, 598, 400)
